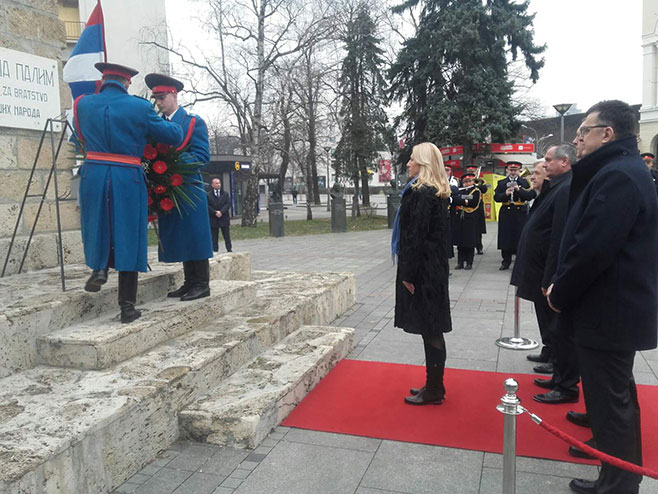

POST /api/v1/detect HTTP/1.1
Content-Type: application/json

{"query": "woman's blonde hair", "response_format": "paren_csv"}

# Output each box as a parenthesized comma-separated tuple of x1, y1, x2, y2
(410, 142, 451, 199)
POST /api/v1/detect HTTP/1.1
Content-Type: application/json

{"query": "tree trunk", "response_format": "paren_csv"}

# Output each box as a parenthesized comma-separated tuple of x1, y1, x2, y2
(359, 156, 370, 207)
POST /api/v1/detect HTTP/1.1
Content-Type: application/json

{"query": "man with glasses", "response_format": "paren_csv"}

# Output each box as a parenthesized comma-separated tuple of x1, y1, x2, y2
(145, 73, 214, 301)
(547, 100, 658, 494)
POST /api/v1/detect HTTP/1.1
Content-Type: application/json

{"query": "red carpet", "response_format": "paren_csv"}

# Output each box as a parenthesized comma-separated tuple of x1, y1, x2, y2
(282, 359, 658, 467)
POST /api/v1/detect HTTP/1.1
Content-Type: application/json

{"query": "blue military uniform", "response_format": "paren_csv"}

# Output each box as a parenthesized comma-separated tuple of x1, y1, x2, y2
(74, 62, 183, 324)
(74, 79, 183, 272)
(156, 106, 213, 262)
(145, 72, 213, 302)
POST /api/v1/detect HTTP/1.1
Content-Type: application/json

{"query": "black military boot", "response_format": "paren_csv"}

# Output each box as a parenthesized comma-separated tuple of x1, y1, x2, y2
(118, 271, 141, 324)
(405, 346, 446, 405)
(180, 260, 210, 301)
(84, 268, 108, 292)
(168, 261, 193, 297)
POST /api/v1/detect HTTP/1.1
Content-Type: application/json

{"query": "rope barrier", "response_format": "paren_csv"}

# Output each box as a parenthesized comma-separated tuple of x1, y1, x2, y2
(520, 406, 658, 480)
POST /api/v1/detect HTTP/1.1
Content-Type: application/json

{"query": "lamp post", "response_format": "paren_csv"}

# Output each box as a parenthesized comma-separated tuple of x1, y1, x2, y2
(536, 133, 554, 158)
(520, 124, 538, 143)
(553, 103, 573, 143)
(324, 146, 332, 212)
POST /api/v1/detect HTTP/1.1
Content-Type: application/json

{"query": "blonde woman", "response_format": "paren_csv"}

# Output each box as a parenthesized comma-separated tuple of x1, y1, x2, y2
(392, 142, 453, 405)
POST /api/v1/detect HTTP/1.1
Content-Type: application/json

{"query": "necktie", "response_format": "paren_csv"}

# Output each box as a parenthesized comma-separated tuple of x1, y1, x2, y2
(215, 190, 219, 197)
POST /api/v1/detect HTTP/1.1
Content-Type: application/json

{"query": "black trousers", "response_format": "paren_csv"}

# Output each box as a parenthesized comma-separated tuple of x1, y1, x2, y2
(577, 346, 642, 494)
(457, 247, 474, 266)
(551, 315, 580, 393)
(533, 297, 554, 359)
(211, 226, 232, 253)
(501, 249, 515, 264)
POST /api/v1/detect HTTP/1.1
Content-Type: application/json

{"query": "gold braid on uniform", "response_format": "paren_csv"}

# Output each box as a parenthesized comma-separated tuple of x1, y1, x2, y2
(460, 187, 482, 214)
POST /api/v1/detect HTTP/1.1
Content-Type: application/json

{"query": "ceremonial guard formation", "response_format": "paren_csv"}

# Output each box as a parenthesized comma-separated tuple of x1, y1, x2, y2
(145, 73, 214, 301)
(451, 172, 487, 270)
(493, 162, 535, 270)
(74, 63, 183, 323)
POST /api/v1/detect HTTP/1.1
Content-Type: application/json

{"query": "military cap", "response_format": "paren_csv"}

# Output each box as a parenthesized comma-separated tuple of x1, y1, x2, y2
(641, 152, 655, 159)
(505, 161, 522, 169)
(94, 62, 139, 80)
(144, 73, 184, 95)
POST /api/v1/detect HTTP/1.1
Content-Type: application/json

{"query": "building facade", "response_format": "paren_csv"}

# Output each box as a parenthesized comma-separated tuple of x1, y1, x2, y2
(640, 0, 658, 155)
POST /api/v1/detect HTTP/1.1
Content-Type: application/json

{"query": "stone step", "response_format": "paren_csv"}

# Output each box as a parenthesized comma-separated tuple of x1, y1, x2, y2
(179, 325, 355, 449)
(0, 253, 250, 378)
(36, 280, 257, 370)
(0, 271, 355, 494)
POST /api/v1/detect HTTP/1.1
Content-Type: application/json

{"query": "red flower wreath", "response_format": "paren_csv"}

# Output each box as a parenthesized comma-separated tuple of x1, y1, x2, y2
(152, 160, 167, 174)
(160, 198, 174, 211)
(157, 142, 173, 154)
(170, 173, 183, 187)
(143, 144, 157, 160)
(153, 185, 167, 194)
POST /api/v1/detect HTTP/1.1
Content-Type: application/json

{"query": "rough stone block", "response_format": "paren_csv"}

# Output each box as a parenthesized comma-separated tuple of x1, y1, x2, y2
(37, 280, 257, 369)
(0, 229, 84, 276)
(16, 136, 72, 170)
(0, 136, 18, 169)
(23, 200, 80, 234)
(179, 326, 355, 449)
(0, 203, 23, 238)
(7, 6, 65, 44)
(0, 169, 43, 202)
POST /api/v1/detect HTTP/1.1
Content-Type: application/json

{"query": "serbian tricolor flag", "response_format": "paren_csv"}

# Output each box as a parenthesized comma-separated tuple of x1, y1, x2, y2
(62, 1, 106, 99)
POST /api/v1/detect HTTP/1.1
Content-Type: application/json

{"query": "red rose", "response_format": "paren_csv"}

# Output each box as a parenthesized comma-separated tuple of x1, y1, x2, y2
(147, 214, 157, 223)
(160, 198, 174, 211)
(152, 160, 167, 174)
(156, 143, 172, 155)
(147, 194, 153, 205)
(143, 144, 157, 160)
(170, 173, 183, 186)
(154, 185, 167, 194)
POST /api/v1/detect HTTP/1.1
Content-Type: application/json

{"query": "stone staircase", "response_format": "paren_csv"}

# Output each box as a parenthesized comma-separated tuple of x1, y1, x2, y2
(0, 252, 356, 494)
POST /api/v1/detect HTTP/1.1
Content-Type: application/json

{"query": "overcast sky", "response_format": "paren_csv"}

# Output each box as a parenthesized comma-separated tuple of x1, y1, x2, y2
(166, 0, 644, 117)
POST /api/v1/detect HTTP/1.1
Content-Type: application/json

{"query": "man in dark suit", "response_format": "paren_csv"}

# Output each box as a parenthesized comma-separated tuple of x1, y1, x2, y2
(208, 177, 232, 253)
(547, 100, 658, 494)
(493, 162, 535, 270)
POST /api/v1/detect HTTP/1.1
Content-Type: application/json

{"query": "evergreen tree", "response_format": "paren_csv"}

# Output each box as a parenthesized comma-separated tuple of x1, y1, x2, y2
(389, 0, 545, 165)
(335, 2, 389, 209)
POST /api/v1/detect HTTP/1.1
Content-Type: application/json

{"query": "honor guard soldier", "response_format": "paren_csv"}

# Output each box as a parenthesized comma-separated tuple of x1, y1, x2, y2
(641, 152, 658, 196)
(493, 161, 535, 270)
(466, 165, 488, 254)
(145, 73, 214, 301)
(452, 172, 485, 269)
(74, 62, 183, 323)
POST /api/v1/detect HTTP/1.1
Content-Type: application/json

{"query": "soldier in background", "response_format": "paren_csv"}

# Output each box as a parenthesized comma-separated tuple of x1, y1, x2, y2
(493, 162, 535, 270)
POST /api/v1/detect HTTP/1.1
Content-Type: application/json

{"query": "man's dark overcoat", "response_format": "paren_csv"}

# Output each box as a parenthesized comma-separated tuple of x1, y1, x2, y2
(511, 171, 571, 302)
(550, 137, 658, 351)
(493, 176, 535, 251)
(207, 188, 231, 228)
(394, 184, 452, 337)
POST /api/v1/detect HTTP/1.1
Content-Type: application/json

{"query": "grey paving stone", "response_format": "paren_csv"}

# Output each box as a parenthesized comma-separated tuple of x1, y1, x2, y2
(238, 461, 259, 471)
(211, 488, 236, 494)
(221, 477, 243, 488)
(229, 469, 252, 480)
(203, 448, 250, 477)
(283, 429, 382, 452)
(137, 464, 162, 477)
(171, 473, 225, 494)
(233, 440, 373, 494)
(134, 468, 191, 494)
(245, 453, 267, 462)
(127, 473, 151, 485)
(360, 440, 483, 494)
(166, 447, 217, 472)
(357, 339, 425, 365)
(482, 452, 599, 478)
(479, 466, 576, 494)
(113, 482, 140, 494)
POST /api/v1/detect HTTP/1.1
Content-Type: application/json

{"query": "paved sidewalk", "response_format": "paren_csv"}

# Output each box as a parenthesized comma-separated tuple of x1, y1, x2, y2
(115, 225, 658, 494)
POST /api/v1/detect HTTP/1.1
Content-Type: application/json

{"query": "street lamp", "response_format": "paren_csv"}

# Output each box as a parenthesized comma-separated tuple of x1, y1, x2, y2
(553, 103, 573, 143)
(536, 133, 554, 158)
(520, 124, 538, 143)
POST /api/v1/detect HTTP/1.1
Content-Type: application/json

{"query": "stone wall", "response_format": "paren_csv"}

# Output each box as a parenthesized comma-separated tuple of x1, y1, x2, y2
(0, 0, 84, 275)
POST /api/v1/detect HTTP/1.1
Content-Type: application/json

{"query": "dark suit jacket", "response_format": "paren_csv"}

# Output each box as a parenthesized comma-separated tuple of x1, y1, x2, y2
(651, 168, 658, 196)
(207, 189, 231, 228)
(511, 171, 571, 302)
(550, 137, 658, 351)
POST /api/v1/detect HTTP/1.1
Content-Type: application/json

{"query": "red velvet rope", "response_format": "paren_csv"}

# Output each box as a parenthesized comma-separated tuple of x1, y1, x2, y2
(527, 413, 658, 479)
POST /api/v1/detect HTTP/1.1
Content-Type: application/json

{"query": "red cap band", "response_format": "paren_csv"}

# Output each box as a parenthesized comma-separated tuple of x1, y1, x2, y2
(152, 85, 178, 94)
(103, 69, 134, 80)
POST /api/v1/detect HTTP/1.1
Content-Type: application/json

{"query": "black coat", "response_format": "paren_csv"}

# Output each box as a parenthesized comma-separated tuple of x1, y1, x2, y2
(651, 168, 658, 196)
(207, 189, 231, 228)
(451, 185, 485, 248)
(394, 184, 452, 337)
(511, 171, 571, 302)
(494, 176, 535, 250)
(550, 137, 658, 351)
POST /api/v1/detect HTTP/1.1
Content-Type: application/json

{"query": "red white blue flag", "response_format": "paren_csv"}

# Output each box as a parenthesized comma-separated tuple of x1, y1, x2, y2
(62, 1, 106, 99)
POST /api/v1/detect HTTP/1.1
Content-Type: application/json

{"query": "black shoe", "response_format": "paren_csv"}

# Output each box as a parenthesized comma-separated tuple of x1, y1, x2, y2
(533, 363, 554, 374)
(526, 352, 550, 363)
(180, 285, 210, 301)
(167, 285, 190, 298)
(476, 249, 483, 255)
(464, 264, 472, 270)
(533, 389, 579, 404)
(409, 386, 424, 396)
(84, 269, 108, 292)
(534, 378, 554, 390)
(120, 306, 142, 324)
(499, 263, 510, 271)
(566, 411, 591, 428)
(404, 388, 444, 405)
(568, 438, 597, 460)
(455, 264, 464, 270)
(569, 478, 597, 494)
